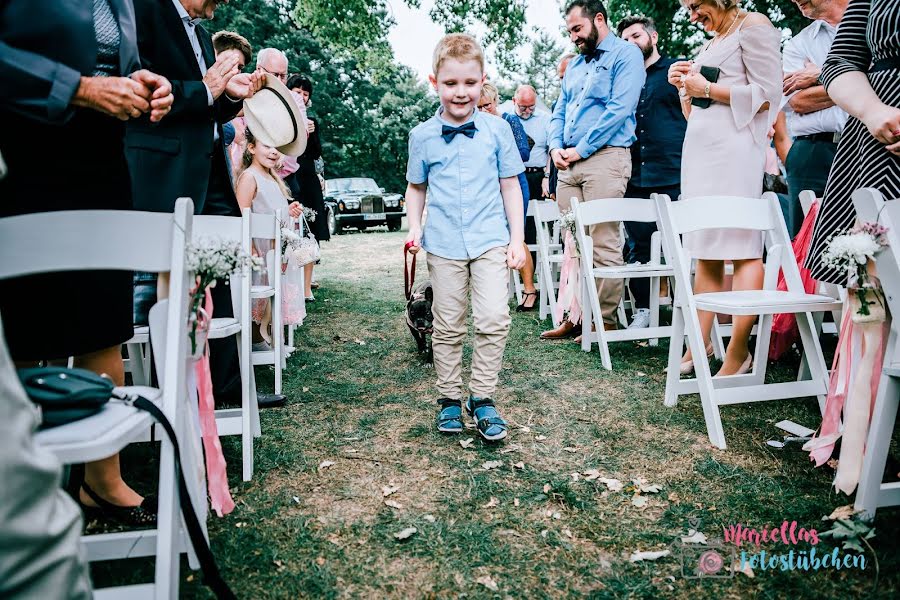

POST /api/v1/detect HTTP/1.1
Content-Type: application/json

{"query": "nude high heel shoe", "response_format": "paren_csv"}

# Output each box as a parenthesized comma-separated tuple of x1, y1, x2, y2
(665, 344, 714, 375)
(715, 353, 752, 377)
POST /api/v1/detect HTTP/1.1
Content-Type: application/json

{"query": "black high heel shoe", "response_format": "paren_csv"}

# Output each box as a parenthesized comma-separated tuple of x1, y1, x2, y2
(79, 482, 157, 528)
(516, 291, 538, 312)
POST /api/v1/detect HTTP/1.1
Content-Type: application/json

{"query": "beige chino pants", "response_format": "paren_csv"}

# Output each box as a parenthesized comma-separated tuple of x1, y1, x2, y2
(556, 147, 631, 325)
(427, 246, 511, 400)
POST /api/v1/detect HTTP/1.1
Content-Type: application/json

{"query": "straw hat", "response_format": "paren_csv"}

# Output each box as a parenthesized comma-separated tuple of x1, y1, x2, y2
(243, 73, 308, 157)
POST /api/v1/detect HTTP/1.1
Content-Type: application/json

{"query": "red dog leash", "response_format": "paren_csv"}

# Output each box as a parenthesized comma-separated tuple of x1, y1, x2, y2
(404, 241, 417, 301)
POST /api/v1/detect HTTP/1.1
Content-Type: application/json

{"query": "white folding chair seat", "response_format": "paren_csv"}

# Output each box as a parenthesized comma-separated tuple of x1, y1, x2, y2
(251, 285, 275, 298)
(571, 196, 674, 369)
(656, 192, 842, 449)
(694, 290, 841, 314)
(1, 199, 204, 598)
(208, 316, 241, 337)
(851, 189, 900, 519)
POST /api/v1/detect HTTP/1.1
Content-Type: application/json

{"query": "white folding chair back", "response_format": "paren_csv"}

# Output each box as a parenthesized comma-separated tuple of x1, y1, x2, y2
(509, 202, 540, 303)
(655, 193, 841, 448)
(248, 211, 285, 395)
(532, 200, 564, 325)
(570, 196, 673, 370)
(1, 199, 198, 598)
(191, 210, 260, 481)
(852, 188, 900, 519)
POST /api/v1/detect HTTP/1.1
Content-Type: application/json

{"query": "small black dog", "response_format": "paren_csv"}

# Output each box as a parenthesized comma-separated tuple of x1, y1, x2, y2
(406, 280, 434, 364)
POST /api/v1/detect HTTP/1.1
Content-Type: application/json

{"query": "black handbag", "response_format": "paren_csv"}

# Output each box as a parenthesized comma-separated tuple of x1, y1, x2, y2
(18, 367, 236, 600)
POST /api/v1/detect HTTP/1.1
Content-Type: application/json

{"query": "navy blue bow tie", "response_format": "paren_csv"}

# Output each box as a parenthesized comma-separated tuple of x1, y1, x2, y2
(441, 122, 478, 143)
(585, 48, 603, 63)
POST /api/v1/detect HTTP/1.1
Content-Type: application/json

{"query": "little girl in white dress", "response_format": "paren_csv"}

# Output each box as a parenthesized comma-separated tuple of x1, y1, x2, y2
(235, 129, 306, 346)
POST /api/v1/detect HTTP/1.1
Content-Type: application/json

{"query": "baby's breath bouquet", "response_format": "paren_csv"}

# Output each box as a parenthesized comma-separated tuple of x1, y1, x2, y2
(821, 222, 889, 319)
(557, 210, 579, 257)
(302, 206, 317, 223)
(185, 238, 264, 354)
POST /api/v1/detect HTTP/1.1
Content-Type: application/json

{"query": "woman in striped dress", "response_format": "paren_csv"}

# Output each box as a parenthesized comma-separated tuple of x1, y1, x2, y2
(805, 0, 900, 282)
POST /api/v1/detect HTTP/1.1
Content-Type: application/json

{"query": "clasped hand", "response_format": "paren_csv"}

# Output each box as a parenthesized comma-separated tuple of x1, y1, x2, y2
(74, 69, 173, 122)
(551, 148, 581, 171)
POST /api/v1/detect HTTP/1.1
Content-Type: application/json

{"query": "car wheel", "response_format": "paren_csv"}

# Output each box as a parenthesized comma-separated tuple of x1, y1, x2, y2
(387, 218, 402, 232)
(327, 207, 339, 235)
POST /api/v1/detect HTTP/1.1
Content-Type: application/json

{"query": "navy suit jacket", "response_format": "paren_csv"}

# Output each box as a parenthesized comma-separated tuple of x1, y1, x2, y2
(127, 0, 242, 215)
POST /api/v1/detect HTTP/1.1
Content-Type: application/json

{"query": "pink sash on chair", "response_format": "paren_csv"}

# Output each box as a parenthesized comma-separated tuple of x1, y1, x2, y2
(194, 287, 236, 516)
(554, 231, 583, 325)
(769, 201, 819, 360)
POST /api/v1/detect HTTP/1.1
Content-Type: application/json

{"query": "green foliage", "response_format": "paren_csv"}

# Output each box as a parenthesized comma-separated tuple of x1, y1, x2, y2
(211, 0, 435, 193)
(429, 0, 529, 72)
(508, 29, 566, 104)
(820, 518, 877, 554)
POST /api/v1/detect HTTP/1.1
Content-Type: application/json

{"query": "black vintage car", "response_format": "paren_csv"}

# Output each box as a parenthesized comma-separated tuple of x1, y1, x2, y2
(323, 177, 405, 234)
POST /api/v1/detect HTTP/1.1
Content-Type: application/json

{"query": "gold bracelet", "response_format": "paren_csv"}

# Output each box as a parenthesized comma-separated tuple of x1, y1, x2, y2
(704, 83, 711, 99)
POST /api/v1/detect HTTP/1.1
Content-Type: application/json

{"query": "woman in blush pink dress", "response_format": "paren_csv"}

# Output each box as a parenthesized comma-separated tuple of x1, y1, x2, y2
(667, 0, 782, 376)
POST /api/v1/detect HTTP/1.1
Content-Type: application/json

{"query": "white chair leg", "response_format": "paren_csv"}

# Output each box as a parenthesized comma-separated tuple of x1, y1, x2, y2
(649, 275, 661, 346)
(795, 311, 830, 415)
(711, 316, 726, 360)
(664, 305, 685, 407)
(236, 329, 253, 482)
(686, 305, 727, 448)
(154, 438, 180, 600)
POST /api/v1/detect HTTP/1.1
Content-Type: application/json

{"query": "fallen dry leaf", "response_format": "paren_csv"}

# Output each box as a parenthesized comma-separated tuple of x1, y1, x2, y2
(475, 575, 499, 592)
(681, 529, 708, 544)
(632, 478, 663, 493)
(632, 495, 649, 508)
(582, 469, 602, 481)
(394, 527, 417, 540)
(382, 485, 399, 498)
(514, 498, 520, 507)
(384, 500, 403, 510)
(317, 460, 335, 472)
(543, 483, 551, 494)
(482, 497, 499, 508)
(482, 460, 503, 470)
(518, 426, 531, 433)
(599, 478, 623, 492)
(423, 514, 436, 523)
(292, 496, 300, 504)
(636, 371, 647, 376)
(302, 387, 310, 393)
(563, 447, 579, 453)
(459, 438, 475, 449)
(629, 549, 670, 562)
(733, 559, 755, 578)
(499, 444, 522, 454)
(562, 528, 574, 538)
(535, 435, 548, 441)
(571, 472, 581, 482)
(513, 462, 525, 470)
(824, 505, 857, 521)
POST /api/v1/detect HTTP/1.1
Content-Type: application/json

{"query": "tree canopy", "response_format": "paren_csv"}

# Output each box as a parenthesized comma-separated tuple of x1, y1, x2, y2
(210, 0, 812, 192)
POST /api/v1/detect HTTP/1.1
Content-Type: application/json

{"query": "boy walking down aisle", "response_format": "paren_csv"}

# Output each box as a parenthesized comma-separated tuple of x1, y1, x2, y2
(405, 34, 526, 442)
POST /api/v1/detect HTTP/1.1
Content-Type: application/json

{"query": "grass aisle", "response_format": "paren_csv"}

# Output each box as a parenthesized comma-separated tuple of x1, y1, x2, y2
(97, 229, 898, 598)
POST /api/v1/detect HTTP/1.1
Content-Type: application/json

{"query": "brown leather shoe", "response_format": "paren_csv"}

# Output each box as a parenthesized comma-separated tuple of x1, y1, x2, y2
(540, 319, 577, 339)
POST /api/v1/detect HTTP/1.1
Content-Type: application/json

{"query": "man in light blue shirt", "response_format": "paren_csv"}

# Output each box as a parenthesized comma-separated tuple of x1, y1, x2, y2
(543, 0, 645, 340)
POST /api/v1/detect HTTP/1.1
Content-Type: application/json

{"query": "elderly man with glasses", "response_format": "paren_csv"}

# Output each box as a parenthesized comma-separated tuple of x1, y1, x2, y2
(257, 47, 289, 83)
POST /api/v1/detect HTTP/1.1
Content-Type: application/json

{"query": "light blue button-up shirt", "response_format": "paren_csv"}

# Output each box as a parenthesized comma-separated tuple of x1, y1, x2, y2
(549, 33, 645, 159)
(406, 108, 525, 260)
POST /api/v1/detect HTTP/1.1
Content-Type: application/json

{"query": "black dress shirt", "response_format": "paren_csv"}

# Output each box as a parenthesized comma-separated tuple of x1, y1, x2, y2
(630, 56, 687, 188)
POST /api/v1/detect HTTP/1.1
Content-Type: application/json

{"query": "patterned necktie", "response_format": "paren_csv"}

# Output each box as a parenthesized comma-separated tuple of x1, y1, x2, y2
(441, 121, 478, 143)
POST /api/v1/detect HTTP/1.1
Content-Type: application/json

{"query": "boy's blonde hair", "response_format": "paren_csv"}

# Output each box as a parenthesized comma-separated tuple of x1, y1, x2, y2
(432, 33, 485, 76)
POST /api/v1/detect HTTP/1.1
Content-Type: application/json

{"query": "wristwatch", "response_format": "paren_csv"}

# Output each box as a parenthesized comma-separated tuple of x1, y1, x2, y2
(542, 171, 550, 178)
(704, 82, 711, 98)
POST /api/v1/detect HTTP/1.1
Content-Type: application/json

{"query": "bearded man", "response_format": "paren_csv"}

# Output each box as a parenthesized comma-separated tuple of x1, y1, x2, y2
(543, 0, 644, 340)
(615, 15, 687, 329)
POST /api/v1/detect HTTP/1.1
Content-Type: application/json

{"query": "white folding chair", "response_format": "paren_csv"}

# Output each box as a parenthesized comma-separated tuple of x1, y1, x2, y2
(570, 196, 674, 370)
(2, 199, 202, 598)
(249, 211, 285, 395)
(656, 192, 842, 449)
(532, 200, 564, 326)
(852, 188, 900, 519)
(191, 210, 260, 482)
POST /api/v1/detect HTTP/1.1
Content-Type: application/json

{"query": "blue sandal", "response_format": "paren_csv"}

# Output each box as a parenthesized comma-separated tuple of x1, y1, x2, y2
(465, 396, 508, 442)
(437, 398, 463, 433)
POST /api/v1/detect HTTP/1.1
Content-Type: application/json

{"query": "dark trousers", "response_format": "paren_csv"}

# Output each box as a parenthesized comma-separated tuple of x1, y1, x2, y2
(524, 170, 545, 246)
(624, 183, 680, 310)
(785, 138, 838, 238)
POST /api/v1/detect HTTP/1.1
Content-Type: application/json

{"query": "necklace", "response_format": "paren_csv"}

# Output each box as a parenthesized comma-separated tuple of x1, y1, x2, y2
(711, 10, 741, 46)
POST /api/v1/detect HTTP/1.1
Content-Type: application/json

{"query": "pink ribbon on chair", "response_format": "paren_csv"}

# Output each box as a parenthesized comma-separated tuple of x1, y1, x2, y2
(194, 287, 236, 516)
(554, 231, 582, 326)
(804, 304, 890, 494)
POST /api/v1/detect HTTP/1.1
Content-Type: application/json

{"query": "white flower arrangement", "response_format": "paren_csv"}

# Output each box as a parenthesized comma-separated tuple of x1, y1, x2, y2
(557, 210, 578, 238)
(821, 222, 889, 317)
(186, 238, 264, 353)
(303, 206, 317, 223)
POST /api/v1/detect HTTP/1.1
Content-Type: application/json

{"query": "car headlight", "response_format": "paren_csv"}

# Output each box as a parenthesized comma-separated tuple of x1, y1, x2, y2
(345, 200, 359, 209)
(385, 198, 398, 208)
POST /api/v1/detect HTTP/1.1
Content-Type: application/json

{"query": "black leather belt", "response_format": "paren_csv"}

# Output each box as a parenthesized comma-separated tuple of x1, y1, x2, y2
(524, 167, 544, 173)
(796, 132, 841, 144)
(871, 56, 900, 73)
